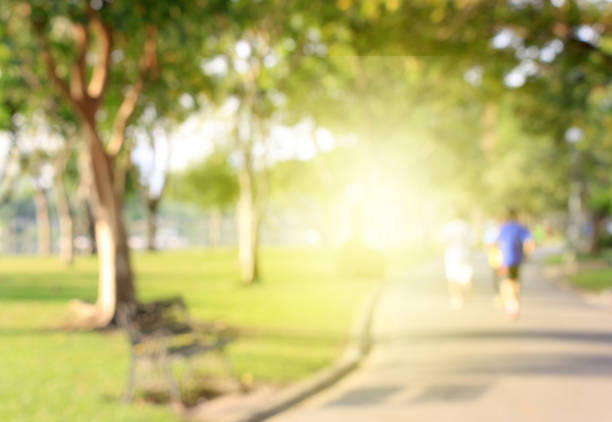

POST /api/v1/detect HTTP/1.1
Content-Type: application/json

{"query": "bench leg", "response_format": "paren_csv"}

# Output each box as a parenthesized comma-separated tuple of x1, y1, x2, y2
(184, 359, 194, 382)
(217, 348, 242, 389)
(122, 356, 137, 403)
(161, 353, 181, 406)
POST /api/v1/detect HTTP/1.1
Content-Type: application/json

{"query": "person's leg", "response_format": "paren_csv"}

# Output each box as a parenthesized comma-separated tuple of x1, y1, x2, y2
(491, 266, 503, 307)
(492, 267, 500, 293)
(510, 264, 521, 302)
(462, 279, 472, 302)
(448, 279, 464, 309)
(499, 266, 510, 306)
(462, 265, 473, 302)
(501, 266, 520, 318)
(488, 247, 502, 294)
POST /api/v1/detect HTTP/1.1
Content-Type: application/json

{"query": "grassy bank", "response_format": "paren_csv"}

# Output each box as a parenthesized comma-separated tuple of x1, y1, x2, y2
(544, 248, 612, 292)
(0, 247, 412, 422)
(572, 267, 612, 292)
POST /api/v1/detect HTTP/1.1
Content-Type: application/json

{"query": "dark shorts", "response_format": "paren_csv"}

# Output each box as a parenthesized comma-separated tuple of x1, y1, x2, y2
(499, 265, 520, 280)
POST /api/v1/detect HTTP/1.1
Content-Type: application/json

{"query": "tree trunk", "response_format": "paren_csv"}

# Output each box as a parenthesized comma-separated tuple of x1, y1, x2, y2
(589, 211, 603, 255)
(90, 131, 135, 325)
(33, 18, 156, 328)
(209, 208, 222, 246)
(567, 153, 588, 253)
(92, 210, 134, 325)
(33, 187, 51, 256)
(54, 161, 74, 265)
(71, 124, 135, 327)
(78, 140, 98, 255)
(86, 204, 97, 254)
(237, 167, 260, 285)
(145, 197, 159, 251)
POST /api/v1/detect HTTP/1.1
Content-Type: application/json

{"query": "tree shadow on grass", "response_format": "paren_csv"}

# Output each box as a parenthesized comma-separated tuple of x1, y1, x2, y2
(0, 277, 95, 302)
(0, 321, 346, 347)
(0, 326, 94, 336)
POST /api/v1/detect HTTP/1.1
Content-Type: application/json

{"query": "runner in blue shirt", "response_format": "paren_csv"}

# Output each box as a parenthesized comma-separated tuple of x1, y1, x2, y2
(483, 219, 502, 296)
(497, 208, 535, 319)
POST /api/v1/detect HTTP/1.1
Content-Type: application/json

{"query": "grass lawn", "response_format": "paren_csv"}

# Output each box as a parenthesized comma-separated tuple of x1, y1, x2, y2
(545, 248, 612, 266)
(544, 253, 564, 265)
(543, 248, 612, 292)
(0, 247, 407, 422)
(572, 267, 612, 292)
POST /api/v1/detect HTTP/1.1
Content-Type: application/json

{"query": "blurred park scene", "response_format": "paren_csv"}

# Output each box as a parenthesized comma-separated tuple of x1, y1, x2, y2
(0, 0, 611, 421)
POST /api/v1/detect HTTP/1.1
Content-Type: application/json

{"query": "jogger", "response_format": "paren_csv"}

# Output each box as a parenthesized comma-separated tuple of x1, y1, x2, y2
(496, 208, 534, 319)
(441, 214, 473, 310)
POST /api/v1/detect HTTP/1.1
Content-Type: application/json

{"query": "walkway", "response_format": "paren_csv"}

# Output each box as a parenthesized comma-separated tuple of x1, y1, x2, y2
(271, 251, 612, 421)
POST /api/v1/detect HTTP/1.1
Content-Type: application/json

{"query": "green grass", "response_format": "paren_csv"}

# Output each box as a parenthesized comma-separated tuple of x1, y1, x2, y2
(544, 249, 612, 266)
(0, 247, 397, 422)
(544, 253, 564, 265)
(572, 267, 612, 292)
(544, 248, 612, 292)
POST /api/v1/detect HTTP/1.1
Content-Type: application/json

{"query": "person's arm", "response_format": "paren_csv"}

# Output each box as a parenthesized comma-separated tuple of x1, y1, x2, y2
(522, 228, 535, 256)
(483, 227, 498, 251)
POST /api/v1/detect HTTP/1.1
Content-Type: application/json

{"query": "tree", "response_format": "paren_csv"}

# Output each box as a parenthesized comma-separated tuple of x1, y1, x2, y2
(131, 92, 196, 252)
(196, 0, 350, 283)
(130, 113, 171, 251)
(26, 153, 52, 257)
(170, 151, 239, 247)
(1, 15, 80, 263)
(333, 0, 611, 228)
(3, 1, 212, 327)
(52, 137, 76, 265)
(478, 0, 612, 251)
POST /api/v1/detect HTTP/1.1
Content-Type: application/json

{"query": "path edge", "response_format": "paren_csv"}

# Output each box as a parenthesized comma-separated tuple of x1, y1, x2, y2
(236, 283, 384, 422)
(543, 262, 612, 306)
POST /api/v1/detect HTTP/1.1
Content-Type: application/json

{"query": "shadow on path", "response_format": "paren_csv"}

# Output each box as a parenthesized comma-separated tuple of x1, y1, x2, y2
(376, 329, 612, 346)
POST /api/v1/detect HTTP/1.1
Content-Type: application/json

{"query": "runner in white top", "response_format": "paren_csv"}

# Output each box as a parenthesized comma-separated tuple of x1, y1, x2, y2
(441, 216, 473, 309)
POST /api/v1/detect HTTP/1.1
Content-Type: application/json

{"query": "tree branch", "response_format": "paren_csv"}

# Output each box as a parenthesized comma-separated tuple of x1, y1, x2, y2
(106, 26, 158, 157)
(570, 37, 612, 68)
(18, 63, 41, 90)
(87, 16, 113, 101)
(0, 123, 18, 188)
(105, 80, 143, 156)
(33, 23, 74, 104)
(70, 23, 89, 100)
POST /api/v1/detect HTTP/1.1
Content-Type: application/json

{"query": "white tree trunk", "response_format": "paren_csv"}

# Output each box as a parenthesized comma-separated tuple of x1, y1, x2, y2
(145, 198, 159, 251)
(209, 208, 222, 246)
(86, 205, 97, 254)
(237, 168, 259, 284)
(54, 171, 73, 265)
(70, 126, 135, 328)
(33, 187, 51, 256)
(95, 218, 117, 325)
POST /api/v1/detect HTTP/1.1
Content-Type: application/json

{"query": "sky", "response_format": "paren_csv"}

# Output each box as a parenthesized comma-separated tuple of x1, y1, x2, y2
(0, 99, 337, 199)
(129, 99, 336, 198)
(0, 132, 11, 183)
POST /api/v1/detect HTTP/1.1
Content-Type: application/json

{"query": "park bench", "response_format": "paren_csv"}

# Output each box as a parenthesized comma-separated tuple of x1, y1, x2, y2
(117, 297, 237, 404)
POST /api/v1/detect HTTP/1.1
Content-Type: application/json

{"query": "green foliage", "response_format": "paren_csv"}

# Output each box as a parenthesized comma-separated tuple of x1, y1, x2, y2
(0, 0, 216, 144)
(267, 147, 356, 207)
(1, 0, 609, 223)
(169, 152, 239, 211)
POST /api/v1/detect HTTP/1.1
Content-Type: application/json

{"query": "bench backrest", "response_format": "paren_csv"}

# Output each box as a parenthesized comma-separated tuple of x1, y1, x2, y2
(118, 297, 192, 345)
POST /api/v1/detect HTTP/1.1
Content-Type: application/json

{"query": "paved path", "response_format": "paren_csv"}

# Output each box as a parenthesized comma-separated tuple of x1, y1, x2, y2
(271, 251, 612, 422)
